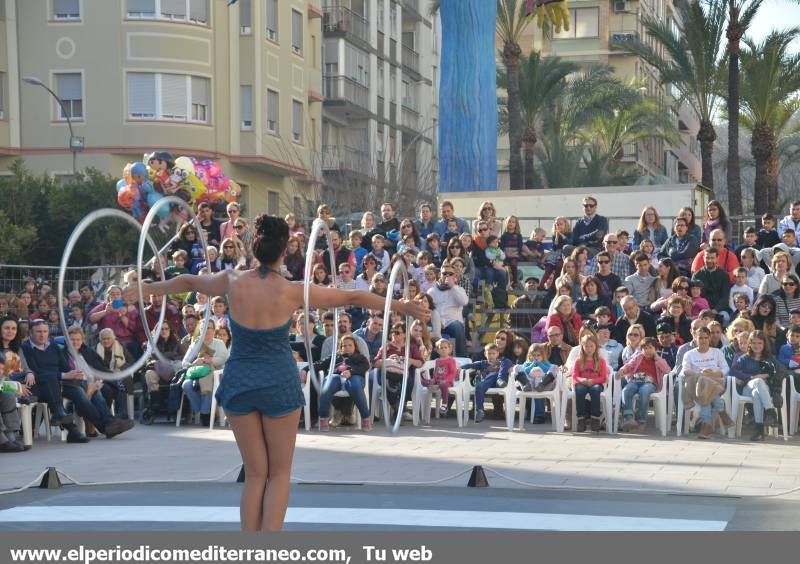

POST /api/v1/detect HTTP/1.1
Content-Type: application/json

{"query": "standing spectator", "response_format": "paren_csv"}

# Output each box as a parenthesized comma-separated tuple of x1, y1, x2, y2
(413, 203, 436, 239)
(659, 217, 700, 275)
(701, 200, 732, 249)
(691, 229, 740, 281)
(777, 200, 800, 240)
(427, 263, 469, 356)
(197, 202, 222, 248)
(633, 206, 669, 250)
(358, 211, 384, 253)
(219, 202, 242, 241)
(434, 201, 470, 237)
(572, 196, 609, 255)
(285, 213, 305, 237)
(692, 248, 732, 324)
(471, 201, 502, 238)
(320, 230, 355, 275)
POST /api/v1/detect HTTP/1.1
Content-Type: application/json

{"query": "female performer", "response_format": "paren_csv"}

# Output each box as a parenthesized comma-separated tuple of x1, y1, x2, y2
(125, 215, 427, 532)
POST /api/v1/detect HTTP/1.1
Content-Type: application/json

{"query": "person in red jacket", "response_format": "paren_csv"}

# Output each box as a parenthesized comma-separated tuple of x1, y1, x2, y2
(571, 333, 607, 433)
(691, 228, 739, 282)
(617, 337, 672, 432)
(545, 295, 583, 347)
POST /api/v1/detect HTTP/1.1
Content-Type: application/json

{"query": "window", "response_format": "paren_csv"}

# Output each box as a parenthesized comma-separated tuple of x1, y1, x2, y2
(239, 0, 251, 33)
(267, 191, 279, 215)
(126, 0, 208, 25)
(55, 73, 83, 120)
(267, 89, 279, 133)
(127, 72, 211, 123)
(266, 0, 278, 42)
(389, 68, 396, 102)
(0, 73, 5, 119)
(53, 0, 80, 20)
(292, 100, 303, 143)
(291, 9, 303, 55)
(240, 85, 252, 128)
(554, 8, 599, 39)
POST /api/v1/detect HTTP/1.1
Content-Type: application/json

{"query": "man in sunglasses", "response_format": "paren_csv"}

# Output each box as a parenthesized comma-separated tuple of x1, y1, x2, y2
(658, 217, 700, 276)
(572, 196, 609, 255)
(427, 261, 469, 356)
(690, 228, 739, 282)
(590, 234, 632, 280)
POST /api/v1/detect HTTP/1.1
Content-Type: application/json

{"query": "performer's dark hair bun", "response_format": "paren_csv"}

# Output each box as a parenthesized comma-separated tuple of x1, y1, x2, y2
(252, 214, 289, 265)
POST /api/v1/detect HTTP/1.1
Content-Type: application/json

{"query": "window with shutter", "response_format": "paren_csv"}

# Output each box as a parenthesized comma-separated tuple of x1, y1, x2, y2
(53, 0, 80, 19)
(56, 73, 83, 119)
(189, 0, 208, 24)
(267, 90, 279, 133)
(160, 0, 185, 19)
(292, 100, 303, 143)
(240, 85, 252, 129)
(128, 73, 156, 118)
(291, 9, 303, 55)
(268, 191, 279, 215)
(239, 0, 251, 33)
(161, 74, 187, 120)
(127, 0, 156, 18)
(266, 0, 278, 41)
(191, 76, 210, 122)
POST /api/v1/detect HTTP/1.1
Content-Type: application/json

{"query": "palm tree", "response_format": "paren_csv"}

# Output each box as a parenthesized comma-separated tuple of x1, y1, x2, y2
(739, 29, 800, 214)
(723, 0, 765, 218)
(498, 52, 579, 188)
(614, 0, 726, 192)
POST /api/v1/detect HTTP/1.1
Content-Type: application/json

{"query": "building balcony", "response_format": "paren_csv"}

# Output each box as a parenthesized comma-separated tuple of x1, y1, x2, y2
(323, 75, 371, 119)
(401, 0, 424, 22)
(400, 102, 420, 131)
(401, 45, 420, 76)
(323, 6, 369, 49)
(322, 145, 374, 180)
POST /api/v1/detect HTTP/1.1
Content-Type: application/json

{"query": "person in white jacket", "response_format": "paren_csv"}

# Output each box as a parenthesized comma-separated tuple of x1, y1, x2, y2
(426, 261, 469, 356)
(180, 319, 229, 425)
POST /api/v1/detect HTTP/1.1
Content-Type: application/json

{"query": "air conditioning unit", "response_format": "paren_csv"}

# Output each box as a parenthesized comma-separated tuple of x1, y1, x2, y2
(612, 32, 638, 43)
(614, 1, 628, 12)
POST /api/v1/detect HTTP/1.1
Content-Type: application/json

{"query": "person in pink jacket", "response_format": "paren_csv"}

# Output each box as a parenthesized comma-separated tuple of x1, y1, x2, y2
(617, 337, 671, 432)
(571, 334, 607, 433)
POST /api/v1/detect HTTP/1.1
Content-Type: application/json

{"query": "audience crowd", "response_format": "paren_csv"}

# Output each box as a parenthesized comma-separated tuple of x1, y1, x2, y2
(3, 197, 800, 452)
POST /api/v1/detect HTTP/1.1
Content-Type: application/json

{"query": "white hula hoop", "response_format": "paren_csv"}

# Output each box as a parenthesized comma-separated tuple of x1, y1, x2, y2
(380, 260, 411, 433)
(57, 209, 162, 382)
(137, 195, 212, 366)
(302, 219, 339, 393)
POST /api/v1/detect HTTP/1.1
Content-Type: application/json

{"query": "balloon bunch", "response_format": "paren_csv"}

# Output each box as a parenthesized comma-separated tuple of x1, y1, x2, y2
(115, 151, 241, 223)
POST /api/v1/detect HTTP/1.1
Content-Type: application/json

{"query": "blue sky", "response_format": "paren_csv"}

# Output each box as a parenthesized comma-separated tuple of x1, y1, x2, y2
(748, 0, 800, 52)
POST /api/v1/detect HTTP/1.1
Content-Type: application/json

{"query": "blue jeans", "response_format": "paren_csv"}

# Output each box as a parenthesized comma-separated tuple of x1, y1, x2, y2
(481, 266, 508, 289)
(739, 378, 774, 423)
(699, 396, 724, 424)
(319, 374, 369, 419)
(574, 383, 604, 418)
(61, 383, 114, 434)
(443, 320, 467, 357)
(475, 373, 500, 412)
(181, 379, 212, 414)
(622, 381, 657, 422)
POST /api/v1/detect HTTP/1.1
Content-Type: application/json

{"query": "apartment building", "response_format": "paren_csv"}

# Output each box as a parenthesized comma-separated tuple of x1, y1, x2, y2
(496, 0, 702, 189)
(0, 0, 323, 219)
(320, 0, 438, 218)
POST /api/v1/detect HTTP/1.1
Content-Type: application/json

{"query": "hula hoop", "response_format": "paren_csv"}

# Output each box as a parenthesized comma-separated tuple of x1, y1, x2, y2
(57, 209, 162, 382)
(380, 260, 411, 433)
(137, 195, 212, 366)
(302, 219, 339, 392)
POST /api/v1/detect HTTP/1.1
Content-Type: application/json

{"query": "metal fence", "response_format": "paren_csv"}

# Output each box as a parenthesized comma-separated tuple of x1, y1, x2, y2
(0, 264, 135, 296)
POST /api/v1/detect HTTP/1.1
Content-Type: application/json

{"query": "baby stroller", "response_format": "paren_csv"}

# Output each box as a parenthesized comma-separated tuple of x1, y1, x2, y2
(139, 360, 181, 425)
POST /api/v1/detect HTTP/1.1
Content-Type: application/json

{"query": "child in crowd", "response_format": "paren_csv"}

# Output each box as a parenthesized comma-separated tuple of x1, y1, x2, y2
(47, 309, 63, 338)
(416, 251, 432, 285)
(612, 286, 630, 320)
(625, 252, 657, 306)
(572, 334, 608, 433)
(398, 234, 420, 256)
(523, 342, 556, 392)
(790, 309, 800, 328)
(618, 337, 670, 433)
(500, 215, 528, 288)
(420, 264, 438, 294)
(616, 230, 631, 254)
(656, 323, 678, 368)
(777, 325, 800, 371)
(370, 234, 391, 274)
(443, 218, 461, 245)
(462, 343, 513, 423)
(484, 236, 507, 273)
(735, 227, 758, 261)
(348, 230, 368, 275)
(757, 214, 780, 249)
(68, 304, 86, 331)
(689, 279, 710, 317)
(622, 323, 645, 365)
(729, 267, 754, 312)
(421, 338, 459, 416)
(525, 227, 547, 266)
(315, 335, 372, 431)
(165, 250, 190, 280)
(731, 293, 751, 322)
(210, 296, 231, 328)
(595, 321, 623, 370)
(426, 234, 444, 267)
(510, 338, 528, 366)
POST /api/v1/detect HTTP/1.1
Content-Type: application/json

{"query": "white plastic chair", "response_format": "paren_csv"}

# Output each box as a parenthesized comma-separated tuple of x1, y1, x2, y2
(781, 373, 800, 440)
(613, 372, 670, 437)
(511, 365, 561, 432)
(461, 367, 516, 431)
(411, 360, 438, 425)
(208, 369, 227, 431)
(560, 363, 614, 434)
(297, 362, 311, 431)
(325, 369, 368, 428)
(675, 374, 733, 438)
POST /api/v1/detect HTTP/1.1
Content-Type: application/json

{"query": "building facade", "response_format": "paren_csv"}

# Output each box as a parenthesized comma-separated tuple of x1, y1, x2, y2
(496, 0, 702, 190)
(0, 0, 324, 220)
(321, 0, 438, 219)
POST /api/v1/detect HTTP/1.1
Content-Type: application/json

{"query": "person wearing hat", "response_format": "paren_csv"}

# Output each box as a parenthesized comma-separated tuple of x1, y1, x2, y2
(510, 277, 542, 333)
(656, 322, 679, 368)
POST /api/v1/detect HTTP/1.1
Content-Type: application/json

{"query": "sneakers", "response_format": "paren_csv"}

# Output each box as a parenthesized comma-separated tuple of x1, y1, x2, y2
(697, 423, 713, 440)
(402, 411, 413, 421)
(495, 378, 507, 388)
(439, 404, 449, 416)
(622, 417, 637, 432)
(750, 424, 765, 441)
(104, 418, 135, 439)
(329, 411, 343, 428)
(636, 422, 648, 434)
(764, 408, 779, 428)
(576, 418, 587, 433)
(718, 411, 734, 428)
(590, 417, 601, 433)
(318, 418, 330, 431)
(521, 383, 533, 392)
(475, 409, 485, 423)
(361, 419, 372, 432)
(535, 373, 555, 392)
(0, 440, 25, 453)
(65, 427, 89, 444)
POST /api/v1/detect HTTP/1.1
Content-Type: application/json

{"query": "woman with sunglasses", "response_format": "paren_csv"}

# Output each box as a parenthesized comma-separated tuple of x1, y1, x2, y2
(702, 200, 732, 249)
(472, 201, 502, 238)
(218, 237, 246, 271)
(446, 239, 475, 285)
(397, 219, 422, 250)
(650, 275, 693, 316)
(773, 274, 800, 328)
(750, 294, 787, 354)
(220, 202, 242, 241)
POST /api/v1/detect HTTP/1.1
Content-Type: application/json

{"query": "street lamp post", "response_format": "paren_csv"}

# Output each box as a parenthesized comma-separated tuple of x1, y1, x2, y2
(23, 75, 83, 176)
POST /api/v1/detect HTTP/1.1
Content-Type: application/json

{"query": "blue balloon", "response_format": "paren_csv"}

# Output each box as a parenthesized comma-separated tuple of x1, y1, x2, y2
(116, 179, 127, 192)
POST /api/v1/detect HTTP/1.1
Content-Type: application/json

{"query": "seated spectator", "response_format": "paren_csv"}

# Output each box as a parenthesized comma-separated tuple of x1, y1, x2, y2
(543, 324, 572, 367)
(656, 323, 679, 368)
(282, 236, 305, 281)
(633, 206, 669, 250)
(621, 323, 645, 365)
(757, 213, 780, 249)
(545, 296, 582, 347)
(754, 238, 800, 274)
(180, 319, 229, 426)
(739, 248, 765, 294)
(320, 312, 369, 360)
(358, 211, 383, 254)
(426, 233, 445, 267)
(373, 322, 424, 420)
(427, 263, 469, 356)
(347, 231, 368, 275)
(219, 202, 242, 241)
(692, 248, 732, 324)
(210, 296, 231, 328)
(729, 330, 781, 440)
(658, 216, 700, 275)
(708, 320, 727, 348)
(320, 230, 355, 276)
(571, 333, 608, 432)
(596, 321, 623, 370)
(592, 250, 622, 299)
(524, 227, 548, 267)
(625, 252, 658, 307)
(435, 200, 470, 238)
(575, 276, 610, 320)
(355, 254, 380, 292)
(649, 276, 693, 316)
(312, 264, 330, 286)
(658, 295, 692, 345)
(88, 285, 146, 359)
(0, 352, 31, 453)
(461, 343, 513, 423)
(369, 273, 388, 298)
(759, 251, 793, 297)
(471, 201, 503, 238)
(218, 237, 246, 271)
(144, 323, 183, 392)
(689, 279, 710, 317)
(315, 335, 372, 431)
(729, 267, 755, 313)
(414, 293, 442, 340)
(773, 274, 800, 328)
(614, 296, 656, 342)
(572, 196, 608, 255)
(735, 227, 758, 262)
(353, 314, 384, 360)
(420, 264, 438, 294)
(446, 239, 476, 288)
(555, 259, 584, 301)
(285, 212, 305, 237)
(413, 203, 436, 239)
(500, 215, 532, 287)
(510, 277, 544, 332)
(618, 337, 670, 432)
(369, 234, 391, 274)
(612, 286, 630, 320)
(165, 250, 191, 279)
(571, 246, 592, 277)
(691, 229, 740, 281)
